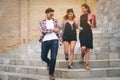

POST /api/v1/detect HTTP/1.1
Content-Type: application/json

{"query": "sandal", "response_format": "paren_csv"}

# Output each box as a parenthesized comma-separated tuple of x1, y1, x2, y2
(85, 63, 90, 70)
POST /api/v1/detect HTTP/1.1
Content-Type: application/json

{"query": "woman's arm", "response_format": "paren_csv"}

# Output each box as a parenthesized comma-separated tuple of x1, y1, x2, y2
(54, 20, 63, 43)
(88, 18, 94, 28)
(88, 14, 96, 28)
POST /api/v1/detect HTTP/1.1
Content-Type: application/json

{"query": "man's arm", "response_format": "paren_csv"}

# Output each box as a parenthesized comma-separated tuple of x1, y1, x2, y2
(39, 21, 53, 34)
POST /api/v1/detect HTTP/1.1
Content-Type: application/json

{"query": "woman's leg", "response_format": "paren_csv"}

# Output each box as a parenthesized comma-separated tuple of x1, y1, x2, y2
(69, 41, 76, 66)
(63, 41, 69, 60)
(85, 48, 90, 70)
(80, 46, 86, 62)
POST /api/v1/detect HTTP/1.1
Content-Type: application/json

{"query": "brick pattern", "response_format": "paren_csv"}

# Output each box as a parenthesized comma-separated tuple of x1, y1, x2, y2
(0, 0, 20, 53)
(0, 0, 96, 53)
(28, 0, 93, 41)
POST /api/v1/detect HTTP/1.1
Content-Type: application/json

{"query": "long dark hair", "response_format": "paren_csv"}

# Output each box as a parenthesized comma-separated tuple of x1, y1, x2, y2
(81, 3, 91, 13)
(63, 8, 76, 20)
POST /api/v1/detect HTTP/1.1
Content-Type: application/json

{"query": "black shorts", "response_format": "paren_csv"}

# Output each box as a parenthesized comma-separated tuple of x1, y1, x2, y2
(63, 36, 77, 43)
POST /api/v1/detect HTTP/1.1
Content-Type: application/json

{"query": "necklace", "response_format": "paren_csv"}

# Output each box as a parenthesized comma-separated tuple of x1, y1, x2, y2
(71, 24, 74, 30)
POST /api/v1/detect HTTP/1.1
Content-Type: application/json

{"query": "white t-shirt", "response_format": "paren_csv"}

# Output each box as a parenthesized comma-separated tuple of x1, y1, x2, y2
(42, 19, 58, 42)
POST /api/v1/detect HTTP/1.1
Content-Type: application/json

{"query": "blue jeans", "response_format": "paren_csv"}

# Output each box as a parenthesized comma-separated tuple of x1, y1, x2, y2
(41, 39, 58, 75)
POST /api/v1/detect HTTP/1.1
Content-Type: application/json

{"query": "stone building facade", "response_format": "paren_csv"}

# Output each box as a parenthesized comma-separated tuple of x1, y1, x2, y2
(97, 0, 120, 52)
(0, 0, 120, 80)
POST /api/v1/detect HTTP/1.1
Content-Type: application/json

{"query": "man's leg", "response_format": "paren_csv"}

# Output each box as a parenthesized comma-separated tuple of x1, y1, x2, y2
(49, 40, 59, 75)
(41, 41, 50, 67)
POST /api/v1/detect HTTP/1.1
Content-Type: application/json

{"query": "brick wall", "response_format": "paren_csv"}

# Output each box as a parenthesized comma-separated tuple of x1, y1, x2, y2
(28, 0, 96, 41)
(0, 0, 20, 53)
(0, 0, 96, 53)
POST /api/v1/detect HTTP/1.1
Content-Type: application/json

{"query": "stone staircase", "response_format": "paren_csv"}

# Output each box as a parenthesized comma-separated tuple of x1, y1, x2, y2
(0, 28, 120, 80)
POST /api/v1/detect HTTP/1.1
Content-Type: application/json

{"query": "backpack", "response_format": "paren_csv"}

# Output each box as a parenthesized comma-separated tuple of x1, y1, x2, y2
(88, 13, 96, 28)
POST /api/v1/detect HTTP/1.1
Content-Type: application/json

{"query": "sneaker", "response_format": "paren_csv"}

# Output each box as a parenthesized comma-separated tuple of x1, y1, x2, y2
(68, 65, 73, 69)
(65, 55, 69, 61)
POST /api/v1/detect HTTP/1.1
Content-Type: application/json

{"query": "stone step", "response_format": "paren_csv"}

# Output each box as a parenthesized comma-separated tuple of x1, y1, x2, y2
(0, 53, 119, 61)
(58, 46, 119, 53)
(93, 37, 120, 41)
(88, 47, 110, 52)
(90, 41, 110, 47)
(7, 44, 113, 55)
(0, 59, 120, 68)
(56, 59, 120, 68)
(93, 41, 120, 47)
(0, 64, 120, 78)
(55, 67, 120, 78)
(0, 71, 48, 80)
(0, 52, 120, 60)
(57, 52, 120, 60)
(92, 28, 103, 34)
(0, 37, 119, 54)
(60, 46, 111, 52)
(0, 71, 120, 80)
(109, 41, 120, 47)
(110, 47, 120, 52)
(93, 34, 113, 38)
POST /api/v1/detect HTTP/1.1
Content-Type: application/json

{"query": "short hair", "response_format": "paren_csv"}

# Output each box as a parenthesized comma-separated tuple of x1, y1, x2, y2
(45, 8, 54, 13)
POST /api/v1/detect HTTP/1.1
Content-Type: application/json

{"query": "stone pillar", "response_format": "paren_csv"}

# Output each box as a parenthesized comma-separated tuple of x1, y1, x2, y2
(20, 0, 28, 45)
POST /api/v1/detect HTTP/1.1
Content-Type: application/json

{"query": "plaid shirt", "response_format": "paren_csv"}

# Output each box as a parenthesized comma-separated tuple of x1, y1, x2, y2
(39, 18, 62, 42)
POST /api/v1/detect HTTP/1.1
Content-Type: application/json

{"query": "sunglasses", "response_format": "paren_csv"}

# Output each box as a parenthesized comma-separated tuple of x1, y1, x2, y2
(50, 14, 54, 16)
